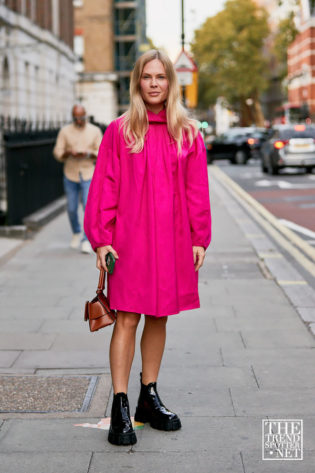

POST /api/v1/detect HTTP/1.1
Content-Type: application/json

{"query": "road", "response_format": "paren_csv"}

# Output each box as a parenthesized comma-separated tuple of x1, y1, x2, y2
(213, 158, 315, 245)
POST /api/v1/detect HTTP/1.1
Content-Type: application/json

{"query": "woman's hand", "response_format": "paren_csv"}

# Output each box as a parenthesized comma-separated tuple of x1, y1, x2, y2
(96, 245, 119, 272)
(192, 246, 205, 271)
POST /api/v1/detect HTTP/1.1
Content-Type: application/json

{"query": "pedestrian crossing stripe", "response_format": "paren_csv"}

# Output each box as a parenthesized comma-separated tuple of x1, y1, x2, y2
(277, 280, 307, 285)
(259, 252, 283, 258)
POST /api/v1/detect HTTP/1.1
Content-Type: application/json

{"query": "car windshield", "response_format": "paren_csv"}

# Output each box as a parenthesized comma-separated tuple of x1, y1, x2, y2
(278, 127, 315, 140)
(251, 131, 268, 139)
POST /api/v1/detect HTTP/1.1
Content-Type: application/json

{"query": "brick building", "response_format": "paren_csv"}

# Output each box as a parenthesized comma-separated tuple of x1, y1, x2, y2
(254, 0, 299, 122)
(0, 0, 75, 121)
(74, 0, 148, 122)
(74, 0, 117, 123)
(287, 0, 315, 119)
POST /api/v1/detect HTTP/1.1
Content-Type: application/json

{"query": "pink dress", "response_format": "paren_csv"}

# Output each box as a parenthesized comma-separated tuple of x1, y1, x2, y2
(84, 108, 211, 317)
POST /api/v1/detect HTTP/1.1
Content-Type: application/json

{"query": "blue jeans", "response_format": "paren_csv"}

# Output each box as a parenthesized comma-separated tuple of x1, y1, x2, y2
(63, 174, 91, 241)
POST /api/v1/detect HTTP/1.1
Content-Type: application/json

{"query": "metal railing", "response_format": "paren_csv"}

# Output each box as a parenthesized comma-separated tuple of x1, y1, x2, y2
(0, 116, 66, 225)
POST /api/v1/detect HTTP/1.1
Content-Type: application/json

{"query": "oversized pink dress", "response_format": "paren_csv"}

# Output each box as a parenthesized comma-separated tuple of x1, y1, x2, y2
(84, 108, 211, 317)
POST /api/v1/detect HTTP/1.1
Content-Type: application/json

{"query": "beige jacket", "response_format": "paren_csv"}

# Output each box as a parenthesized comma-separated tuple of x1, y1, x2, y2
(53, 122, 103, 182)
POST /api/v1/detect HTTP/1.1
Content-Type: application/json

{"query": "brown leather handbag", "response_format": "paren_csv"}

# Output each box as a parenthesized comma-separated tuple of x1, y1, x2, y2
(84, 268, 116, 332)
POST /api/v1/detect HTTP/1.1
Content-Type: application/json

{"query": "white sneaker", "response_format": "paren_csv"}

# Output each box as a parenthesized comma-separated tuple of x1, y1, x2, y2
(81, 240, 92, 254)
(70, 233, 81, 249)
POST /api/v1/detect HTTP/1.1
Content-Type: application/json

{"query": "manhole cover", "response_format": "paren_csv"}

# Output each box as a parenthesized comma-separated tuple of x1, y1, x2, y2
(0, 376, 98, 413)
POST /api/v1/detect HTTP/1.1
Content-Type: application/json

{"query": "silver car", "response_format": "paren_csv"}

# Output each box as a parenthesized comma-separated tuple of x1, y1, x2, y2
(261, 124, 315, 174)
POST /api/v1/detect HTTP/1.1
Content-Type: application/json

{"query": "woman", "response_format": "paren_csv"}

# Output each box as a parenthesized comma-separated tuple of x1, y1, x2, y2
(84, 49, 211, 446)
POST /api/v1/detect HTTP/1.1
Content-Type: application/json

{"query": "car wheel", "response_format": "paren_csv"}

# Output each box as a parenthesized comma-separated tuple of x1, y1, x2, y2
(207, 154, 214, 164)
(261, 159, 268, 173)
(235, 150, 247, 165)
(268, 161, 278, 175)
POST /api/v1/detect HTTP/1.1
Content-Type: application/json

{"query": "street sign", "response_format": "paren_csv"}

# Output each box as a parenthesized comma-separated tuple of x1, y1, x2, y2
(174, 50, 198, 107)
(174, 50, 197, 87)
(177, 70, 193, 86)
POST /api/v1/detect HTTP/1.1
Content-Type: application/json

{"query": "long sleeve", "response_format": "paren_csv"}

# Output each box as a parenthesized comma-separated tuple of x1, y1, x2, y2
(185, 131, 212, 250)
(84, 121, 120, 252)
(53, 128, 67, 162)
(88, 127, 103, 160)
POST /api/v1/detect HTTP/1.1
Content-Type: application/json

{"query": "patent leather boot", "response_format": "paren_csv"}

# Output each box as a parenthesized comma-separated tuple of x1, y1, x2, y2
(134, 372, 181, 431)
(108, 392, 137, 445)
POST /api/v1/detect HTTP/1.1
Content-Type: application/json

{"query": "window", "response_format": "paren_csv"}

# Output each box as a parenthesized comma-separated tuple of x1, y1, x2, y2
(74, 34, 84, 59)
(74, 34, 84, 72)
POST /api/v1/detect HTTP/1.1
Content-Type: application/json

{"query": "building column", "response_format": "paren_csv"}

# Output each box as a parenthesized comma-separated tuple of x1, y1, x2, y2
(52, 0, 59, 36)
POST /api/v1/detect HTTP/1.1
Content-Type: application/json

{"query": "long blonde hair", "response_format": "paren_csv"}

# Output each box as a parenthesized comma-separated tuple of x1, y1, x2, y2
(122, 49, 197, 153)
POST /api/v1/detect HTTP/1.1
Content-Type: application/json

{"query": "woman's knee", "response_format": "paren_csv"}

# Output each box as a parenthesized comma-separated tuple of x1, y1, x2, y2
(144, 315, 168, 326)
(116, 311, 141, 330)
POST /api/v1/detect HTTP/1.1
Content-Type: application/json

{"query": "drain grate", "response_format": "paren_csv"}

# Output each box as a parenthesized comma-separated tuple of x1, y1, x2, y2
(0, 375, 98, 413)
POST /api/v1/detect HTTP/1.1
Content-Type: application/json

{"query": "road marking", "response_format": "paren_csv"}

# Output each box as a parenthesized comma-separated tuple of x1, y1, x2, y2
(256, 179, 274, 187)
(279, 219, 315, 239)
(211, 166, 315, 277)
(255, 179, 315, 189)
(277, 280, 308, 285)
(258, 252, 283, 258)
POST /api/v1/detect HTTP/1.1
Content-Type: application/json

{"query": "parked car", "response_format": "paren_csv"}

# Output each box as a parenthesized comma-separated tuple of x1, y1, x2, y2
(260, 124, 315, 175)
(206, 127, 269, 165)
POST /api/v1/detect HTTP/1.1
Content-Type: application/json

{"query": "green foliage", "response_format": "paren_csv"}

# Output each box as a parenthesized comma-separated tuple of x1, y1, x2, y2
(191, 0, 270, 110)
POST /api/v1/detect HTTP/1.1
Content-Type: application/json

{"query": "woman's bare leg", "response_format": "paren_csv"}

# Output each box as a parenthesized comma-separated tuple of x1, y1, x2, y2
(140, 315, 168, 385)
(109, 310, 141, 394)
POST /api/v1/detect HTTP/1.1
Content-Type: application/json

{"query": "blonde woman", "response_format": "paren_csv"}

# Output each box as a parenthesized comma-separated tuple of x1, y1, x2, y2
(84, 49, 211, 446)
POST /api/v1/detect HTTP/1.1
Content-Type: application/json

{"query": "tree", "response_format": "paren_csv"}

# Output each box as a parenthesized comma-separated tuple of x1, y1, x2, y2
(191, 0, 270, 126)
(273, 12, 298, 82)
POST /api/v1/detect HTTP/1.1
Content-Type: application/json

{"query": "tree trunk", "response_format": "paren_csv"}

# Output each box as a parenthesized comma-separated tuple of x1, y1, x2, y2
(240, 98, 252, 126)
(252, 90, 265, 126)
(253, 99, 265, 127)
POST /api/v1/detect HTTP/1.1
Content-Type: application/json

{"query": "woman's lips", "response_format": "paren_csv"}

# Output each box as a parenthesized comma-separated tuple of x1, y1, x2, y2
(148, 92, 160, 96)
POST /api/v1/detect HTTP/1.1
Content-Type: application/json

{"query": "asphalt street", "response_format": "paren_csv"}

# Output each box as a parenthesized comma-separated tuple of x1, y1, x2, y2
(216, 159, 315, 238)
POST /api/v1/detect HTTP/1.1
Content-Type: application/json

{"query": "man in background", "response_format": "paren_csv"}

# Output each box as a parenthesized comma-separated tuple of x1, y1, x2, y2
(53, 105, 103, 254)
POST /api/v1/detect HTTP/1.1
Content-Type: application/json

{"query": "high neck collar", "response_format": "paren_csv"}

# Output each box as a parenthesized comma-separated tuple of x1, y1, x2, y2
(147, 108, 167, 124)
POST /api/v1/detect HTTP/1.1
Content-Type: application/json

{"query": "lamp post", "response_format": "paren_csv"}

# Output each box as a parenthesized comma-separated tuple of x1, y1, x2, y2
(181, 0, 186, 106)
(181, 0, 185, 49)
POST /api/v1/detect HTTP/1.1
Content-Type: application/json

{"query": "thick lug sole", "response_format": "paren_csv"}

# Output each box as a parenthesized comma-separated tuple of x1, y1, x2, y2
(135, 408, 182, 431)
(108, 428, 137, 446)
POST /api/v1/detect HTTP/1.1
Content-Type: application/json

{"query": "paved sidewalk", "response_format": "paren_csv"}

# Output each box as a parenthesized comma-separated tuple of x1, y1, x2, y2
(0, 167, 314, 472)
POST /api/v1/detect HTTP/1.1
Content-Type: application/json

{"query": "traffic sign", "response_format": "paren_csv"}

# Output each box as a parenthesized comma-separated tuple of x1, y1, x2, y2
(174, 50, 198, 87)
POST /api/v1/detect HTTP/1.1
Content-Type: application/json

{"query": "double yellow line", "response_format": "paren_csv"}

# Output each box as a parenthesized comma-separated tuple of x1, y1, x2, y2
(211, 165, 315, 278)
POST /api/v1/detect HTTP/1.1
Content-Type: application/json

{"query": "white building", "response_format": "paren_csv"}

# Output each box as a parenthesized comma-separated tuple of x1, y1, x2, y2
(0, 0, 76, 122)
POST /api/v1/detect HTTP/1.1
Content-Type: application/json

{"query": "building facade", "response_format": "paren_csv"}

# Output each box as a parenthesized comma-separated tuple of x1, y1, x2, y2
(74, 0, 148, 122)
(0, 0, 76, 121)
(287, 0, 315, 118)
(114, 0, 147, 113)
(0, 0, 75, 220)
(254, 0, 299, 122)
(74, 0, 117, 123)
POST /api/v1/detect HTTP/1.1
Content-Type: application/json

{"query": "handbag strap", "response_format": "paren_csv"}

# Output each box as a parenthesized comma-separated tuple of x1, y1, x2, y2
(96, 268, 106, 294)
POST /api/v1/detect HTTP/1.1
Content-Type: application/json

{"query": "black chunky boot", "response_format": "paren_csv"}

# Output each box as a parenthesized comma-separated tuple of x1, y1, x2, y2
(134, 372, 181, 431)
(108, 392, 137, 445)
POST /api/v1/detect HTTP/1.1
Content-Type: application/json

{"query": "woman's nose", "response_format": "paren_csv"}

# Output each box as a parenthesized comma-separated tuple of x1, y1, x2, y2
(150, 78, 157, 87)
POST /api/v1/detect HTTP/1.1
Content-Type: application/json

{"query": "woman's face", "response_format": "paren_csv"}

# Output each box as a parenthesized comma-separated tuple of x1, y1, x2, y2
(140, 59, 169, 112)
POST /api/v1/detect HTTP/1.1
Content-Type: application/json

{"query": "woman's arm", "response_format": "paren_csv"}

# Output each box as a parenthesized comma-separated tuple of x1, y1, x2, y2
(185, 131, 212, 251)
(84, 121, 120, 252)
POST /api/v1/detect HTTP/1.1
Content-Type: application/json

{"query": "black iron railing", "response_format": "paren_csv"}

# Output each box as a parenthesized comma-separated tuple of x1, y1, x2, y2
(0, 116, 66, 226)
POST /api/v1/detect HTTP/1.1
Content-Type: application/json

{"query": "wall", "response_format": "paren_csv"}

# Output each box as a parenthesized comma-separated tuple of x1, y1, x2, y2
(0, 1, 76, 121)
